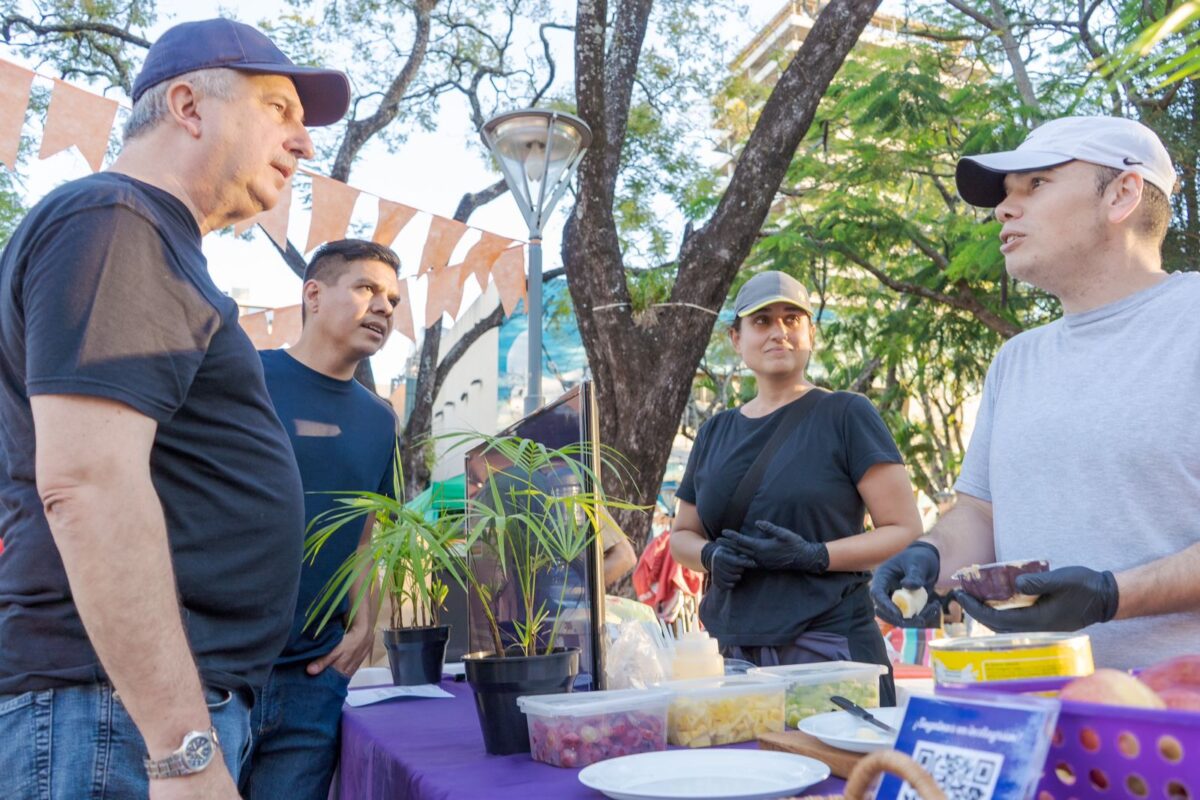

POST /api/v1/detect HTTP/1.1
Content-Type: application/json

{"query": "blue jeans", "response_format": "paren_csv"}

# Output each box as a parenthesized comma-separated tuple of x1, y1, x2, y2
(239, 661, 350, 800)
(0, 682, 250, 800)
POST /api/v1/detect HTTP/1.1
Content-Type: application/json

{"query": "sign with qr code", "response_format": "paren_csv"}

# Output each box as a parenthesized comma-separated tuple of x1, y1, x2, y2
(876, 692, 1059, 800)
(899, 741, 1003, 800)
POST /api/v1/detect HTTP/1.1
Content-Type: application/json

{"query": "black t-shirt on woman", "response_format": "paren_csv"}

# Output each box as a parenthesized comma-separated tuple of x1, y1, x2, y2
(676, 390, 902, 648)
(0, 173, 304, 695)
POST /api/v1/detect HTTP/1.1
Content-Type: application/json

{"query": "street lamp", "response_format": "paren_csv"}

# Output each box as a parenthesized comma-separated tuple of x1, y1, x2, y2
(482, 109, 592, 414)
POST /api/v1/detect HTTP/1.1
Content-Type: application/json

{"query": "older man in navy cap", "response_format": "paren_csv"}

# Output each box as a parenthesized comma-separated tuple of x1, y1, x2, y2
(0, 18, 348, 800)
(871, 116, 1200, 672)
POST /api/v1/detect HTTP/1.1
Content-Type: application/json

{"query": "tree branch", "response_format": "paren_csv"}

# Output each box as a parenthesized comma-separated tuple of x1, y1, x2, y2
(0, 15, 150, 48)
(532, 22, 573, 104)
(675, 0, 885, 309)
(833, 243, 1022, 338)
(453, 178, 509, 220)
(600, 0, 656, 186)
(330, 0, 435, 182)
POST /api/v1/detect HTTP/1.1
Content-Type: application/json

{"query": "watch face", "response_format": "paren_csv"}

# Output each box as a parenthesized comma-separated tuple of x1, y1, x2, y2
(183, 734, 214, 770)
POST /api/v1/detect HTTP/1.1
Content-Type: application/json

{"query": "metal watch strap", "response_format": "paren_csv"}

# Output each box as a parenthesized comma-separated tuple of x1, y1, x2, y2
(143, 727, 220, 779)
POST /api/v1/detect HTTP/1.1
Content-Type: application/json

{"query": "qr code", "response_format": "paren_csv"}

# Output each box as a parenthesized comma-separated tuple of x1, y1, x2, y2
(898, 740, 1004, 800)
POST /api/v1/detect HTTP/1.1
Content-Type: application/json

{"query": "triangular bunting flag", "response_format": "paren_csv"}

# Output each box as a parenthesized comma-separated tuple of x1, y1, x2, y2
(460, 232, 514, 291)
(0, 62, 34, 170)
(305, 173, 360, 253)
(424, 264, 464, 329)
(234, 178, 293, 250)
(392, 278, 415, 343)
(491, 246, 527, 317)
(238, 304, 303, 349)
(372, 198, 418, 247)
(39, 79, 118, 172)
(419, 216, 469, 276)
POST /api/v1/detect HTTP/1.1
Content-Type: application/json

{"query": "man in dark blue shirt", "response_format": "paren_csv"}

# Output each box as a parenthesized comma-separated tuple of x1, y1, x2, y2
(0, 18, 349, 800)
(240, 239, 401, 800)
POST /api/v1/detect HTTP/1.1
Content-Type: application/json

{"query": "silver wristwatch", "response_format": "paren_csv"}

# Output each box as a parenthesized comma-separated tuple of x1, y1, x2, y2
(144, 727, 221, 779)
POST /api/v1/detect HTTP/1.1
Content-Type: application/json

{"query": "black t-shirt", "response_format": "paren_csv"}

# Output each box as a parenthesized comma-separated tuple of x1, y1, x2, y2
(676, 390, 902, 647)
(258, 349, 397, 665)
(0, 173, 304, 695)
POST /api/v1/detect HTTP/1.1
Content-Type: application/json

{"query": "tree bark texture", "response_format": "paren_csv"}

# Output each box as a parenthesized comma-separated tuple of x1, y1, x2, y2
(565, 0, 885, 555)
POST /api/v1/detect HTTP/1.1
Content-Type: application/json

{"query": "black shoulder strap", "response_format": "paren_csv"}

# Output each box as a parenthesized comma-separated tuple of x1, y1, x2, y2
(714, 388, 829, 538)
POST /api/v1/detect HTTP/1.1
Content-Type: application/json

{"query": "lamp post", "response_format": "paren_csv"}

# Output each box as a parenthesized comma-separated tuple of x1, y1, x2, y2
(482, 109, 592, 414)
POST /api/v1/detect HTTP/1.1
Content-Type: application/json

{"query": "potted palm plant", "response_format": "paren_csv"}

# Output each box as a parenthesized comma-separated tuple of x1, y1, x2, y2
(304, 454, 464, 686)
(456, 434, 639, 755)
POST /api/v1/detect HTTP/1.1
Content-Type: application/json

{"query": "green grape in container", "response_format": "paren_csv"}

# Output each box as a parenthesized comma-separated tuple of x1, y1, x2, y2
(749, 661, 889, 728)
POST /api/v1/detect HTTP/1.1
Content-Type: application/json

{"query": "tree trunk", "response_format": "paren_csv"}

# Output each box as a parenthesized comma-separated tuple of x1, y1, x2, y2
(565, 0, 884, 555)
(400, 323, 442, 499)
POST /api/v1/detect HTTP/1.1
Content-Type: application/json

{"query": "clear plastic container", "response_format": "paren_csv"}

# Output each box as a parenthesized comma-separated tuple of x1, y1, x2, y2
(661, 674, 786, 747)
(749, 660, 888, 727)
(671, 631, 724, 680)
(517, 688, 672, 768)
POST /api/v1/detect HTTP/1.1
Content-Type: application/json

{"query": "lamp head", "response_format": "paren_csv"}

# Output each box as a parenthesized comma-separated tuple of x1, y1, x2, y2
(482, 109, 592, 233)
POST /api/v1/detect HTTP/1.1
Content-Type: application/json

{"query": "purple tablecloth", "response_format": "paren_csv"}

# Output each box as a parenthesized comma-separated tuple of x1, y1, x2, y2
(338, 679, 847, 800)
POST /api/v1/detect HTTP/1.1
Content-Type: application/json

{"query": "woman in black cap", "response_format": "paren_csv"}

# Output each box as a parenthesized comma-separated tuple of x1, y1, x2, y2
(669, 271, 922, 704)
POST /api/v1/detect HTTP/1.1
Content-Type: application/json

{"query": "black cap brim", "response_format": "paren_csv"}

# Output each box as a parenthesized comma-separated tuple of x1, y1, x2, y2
(235, 63, 351, 127)
(955, 152, 1073, 208)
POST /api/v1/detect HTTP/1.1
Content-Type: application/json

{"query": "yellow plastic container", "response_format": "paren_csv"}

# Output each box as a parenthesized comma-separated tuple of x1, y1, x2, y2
(661, 674, 786, 747)
(929, 633, 1094, 684)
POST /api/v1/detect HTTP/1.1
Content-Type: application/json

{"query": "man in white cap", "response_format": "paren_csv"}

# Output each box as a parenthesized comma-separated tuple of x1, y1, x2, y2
(0, 18, 349, 800)
(871, 116, 1200, 670)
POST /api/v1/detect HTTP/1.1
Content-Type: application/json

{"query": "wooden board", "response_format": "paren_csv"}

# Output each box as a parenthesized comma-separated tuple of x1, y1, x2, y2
(757, 730, 865, 778)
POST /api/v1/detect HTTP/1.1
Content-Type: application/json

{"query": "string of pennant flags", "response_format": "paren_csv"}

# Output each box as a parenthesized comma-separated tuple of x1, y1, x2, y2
(0, 57, 530, 344)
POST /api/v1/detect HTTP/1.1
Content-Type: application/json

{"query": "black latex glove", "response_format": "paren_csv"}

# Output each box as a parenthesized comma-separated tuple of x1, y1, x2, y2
(952, 566, 1119, 633)
(700, 539, 756, 591)
(722, 521, 830, 573)
(870, 540, 943, 628)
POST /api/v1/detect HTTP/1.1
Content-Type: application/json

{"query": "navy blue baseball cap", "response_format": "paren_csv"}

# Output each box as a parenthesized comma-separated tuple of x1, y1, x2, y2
(132, 18, 350, 127)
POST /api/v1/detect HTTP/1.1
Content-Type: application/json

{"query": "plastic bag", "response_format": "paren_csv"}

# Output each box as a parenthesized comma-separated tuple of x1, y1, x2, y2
(605, 619, 672, 689)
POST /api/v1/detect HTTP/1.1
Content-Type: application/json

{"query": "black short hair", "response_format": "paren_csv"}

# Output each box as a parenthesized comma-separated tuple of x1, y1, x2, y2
(304, 239, 401, 285)
(1094, 165, 1171, 244)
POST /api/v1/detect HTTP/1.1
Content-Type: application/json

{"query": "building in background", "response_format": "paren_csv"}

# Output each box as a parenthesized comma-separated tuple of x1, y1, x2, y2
(426, 277, 587, 483)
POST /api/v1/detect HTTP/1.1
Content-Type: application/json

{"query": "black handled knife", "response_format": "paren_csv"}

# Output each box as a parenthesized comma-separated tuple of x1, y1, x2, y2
(830, 695, 896, 734)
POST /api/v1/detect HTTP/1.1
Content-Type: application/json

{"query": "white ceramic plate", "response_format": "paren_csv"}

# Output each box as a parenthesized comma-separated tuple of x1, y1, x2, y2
(796, 707, 905, 754)
(577, 749, 831, 800)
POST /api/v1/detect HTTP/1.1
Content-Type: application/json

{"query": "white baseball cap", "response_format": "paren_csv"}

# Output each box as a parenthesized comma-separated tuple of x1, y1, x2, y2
(955, 116, 1177, 208)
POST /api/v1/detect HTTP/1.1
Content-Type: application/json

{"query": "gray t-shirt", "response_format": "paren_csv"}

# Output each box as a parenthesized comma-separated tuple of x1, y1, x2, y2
(955, 272, 1200, 669)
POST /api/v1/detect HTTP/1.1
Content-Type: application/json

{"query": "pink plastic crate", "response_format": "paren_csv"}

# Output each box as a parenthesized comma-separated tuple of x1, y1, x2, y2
(939, 677, 1200, 800)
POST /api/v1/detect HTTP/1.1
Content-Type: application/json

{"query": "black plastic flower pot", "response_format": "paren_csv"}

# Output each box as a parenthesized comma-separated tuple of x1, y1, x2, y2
(463, 647, 580, 755)
(383, 625, 451, 686)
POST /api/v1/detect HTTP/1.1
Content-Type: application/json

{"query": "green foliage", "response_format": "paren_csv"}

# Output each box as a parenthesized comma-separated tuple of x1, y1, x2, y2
(908, 0, 1200, 274)
(608, 0, 742, 266)
(709, 39, 1059, 497)
(626, 263, 675, 314)
(1101, 1, 1200, 87)
(0, 0, 155, 92)
(445, 432, 642, 657)
(308, 432, 644, 657)
(304, 444, 465, 633)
